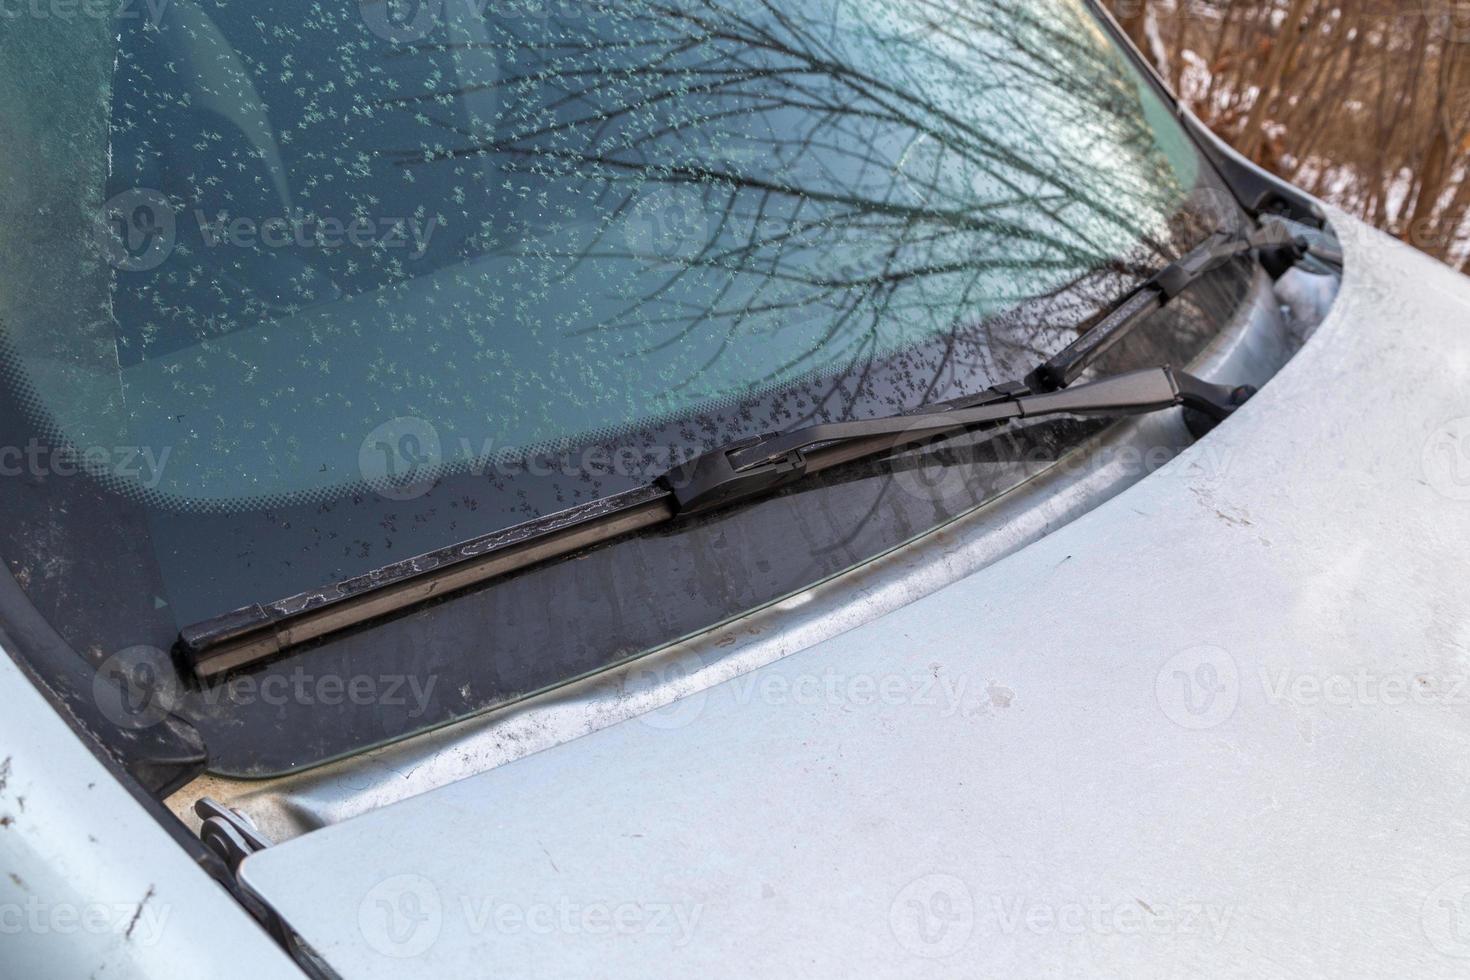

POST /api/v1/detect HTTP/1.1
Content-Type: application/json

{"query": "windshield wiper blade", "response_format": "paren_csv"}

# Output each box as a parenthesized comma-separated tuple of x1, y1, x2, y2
(180, 486, 676, 679)
(179, 231, 1281, 679)
(1027, 227, 1301, 392)
(661, 365, 1253, 515)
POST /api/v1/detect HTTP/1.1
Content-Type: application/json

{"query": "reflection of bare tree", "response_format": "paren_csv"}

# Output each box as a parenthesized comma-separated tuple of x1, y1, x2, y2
(83, 0, 1234, 510)
(385, 0, 1206, 404)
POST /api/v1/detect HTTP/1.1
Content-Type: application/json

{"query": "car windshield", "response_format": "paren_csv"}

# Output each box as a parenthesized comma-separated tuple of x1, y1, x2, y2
(0, 0, 1252, 773)
(8, 0, 1205, 504)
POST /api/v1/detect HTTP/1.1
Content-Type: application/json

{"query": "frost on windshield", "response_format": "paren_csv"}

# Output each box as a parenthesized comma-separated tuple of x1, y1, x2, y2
(2, 0, 1212, 508)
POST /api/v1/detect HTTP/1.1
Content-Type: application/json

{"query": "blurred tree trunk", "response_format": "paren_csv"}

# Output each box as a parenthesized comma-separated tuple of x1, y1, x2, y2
(1406, 39, 1470, 256)
(1116, 3, 1148, 52)
(1236, 0, 1315, 161)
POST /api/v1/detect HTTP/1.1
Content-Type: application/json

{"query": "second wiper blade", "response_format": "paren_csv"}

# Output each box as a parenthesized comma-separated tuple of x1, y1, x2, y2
(1027, 228, 1300, 392)
(661, 365, 1254, 515)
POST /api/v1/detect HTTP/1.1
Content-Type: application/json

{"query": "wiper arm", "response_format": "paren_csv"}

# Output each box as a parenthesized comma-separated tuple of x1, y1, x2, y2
(178, 229, 1284, 679)
(1028, 227, 1302, 392)
(662, 226, 1295, 516)
(662, 365, 1253, 515)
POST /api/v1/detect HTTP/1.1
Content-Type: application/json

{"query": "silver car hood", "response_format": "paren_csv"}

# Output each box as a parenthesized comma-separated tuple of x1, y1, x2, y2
(239, 213, 1470, 978)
